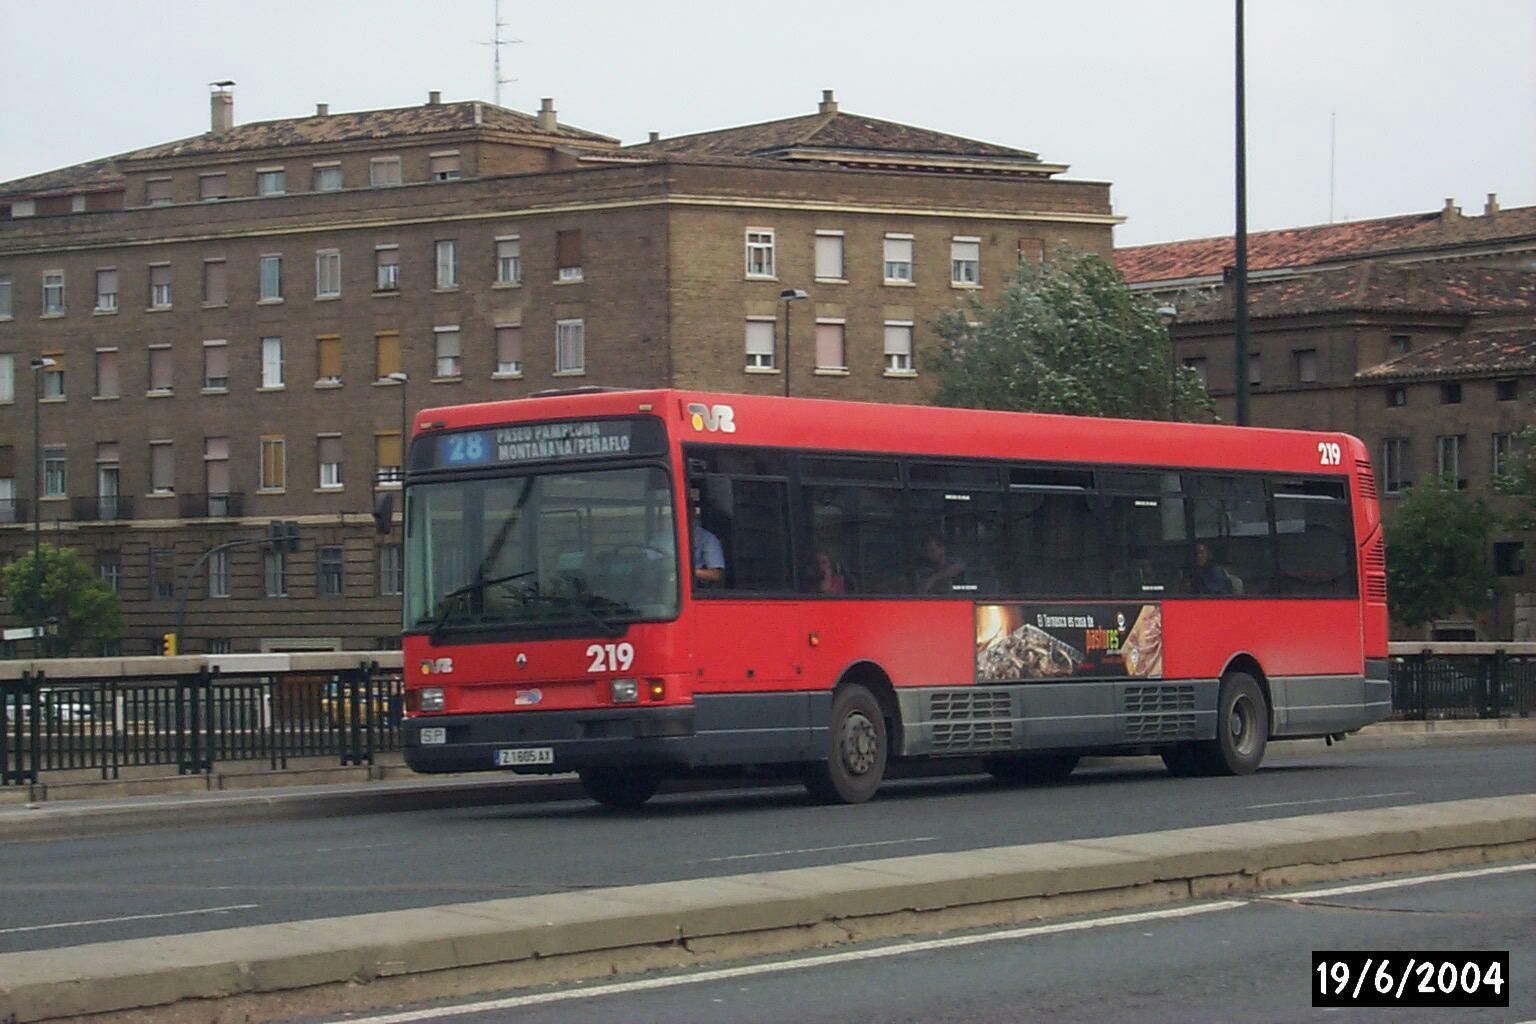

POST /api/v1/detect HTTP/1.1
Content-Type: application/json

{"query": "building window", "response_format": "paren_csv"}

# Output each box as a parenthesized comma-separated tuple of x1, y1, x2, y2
(950, 237, 980, 286)
(146, 178, 173, 205)
(495, 325, 523, 375)
(42, 445, 67, 497)
(261, 336, 284, 388)
(208, 638, 233, 654)
(884, 235, 914, 283)
(1493, 541, 1525, 577)
(374, 331, 401, 380)
(375, 431, 403, 483)
(315, 249, 341, 298)
(42, 270, 65, 315)
(1380, 437, 1410, 494)
(378, 543, 403, 596)
(0, 474, 13, 522)
(148, 264, 172, 309)
(41, 358, 64, 398)
(1441, 381, 1462, 404)
(198, 173, 227, 200)
(202, 260, 227, 306)
(318, 546, 345, 597)
(1493, 432, 1514, 477)
(435, 240, 458, 289)
(318, 435, 343, 489)
(0, 274, 11, 317)
(557, 230, 583, 282)
(374, 246, 399, 291)
(208, 548, 230, 599)
(150, 549, 176, 600)
(0, 354, 11, 403)
(1183, 356, 1209, 387)
(264, 549, 288, 597)
(312, 163, 342, 192)
(884, 322, 914, 374)
(496, 236, 521, 284)
(316, 335, 342, 385)
(255, 168, 286, 196)
(1248, 351, 1262, 387)
(745, 318, 775, 370)
(430, 152, 461, 181)
(555, 319, 585, 374)
(98, 553, 121, 593)
(1436, 434, 1465, 486)
(434, 326, 462, 378)
(203, 342, 228, 390)
(95, 268, 118, 312)
(95, 349, 120, 398)
(149, 441, 174, 494)
(204, 436, 230, 513)
(745, 229, 775, 278)
(1292, 348, 1319, 384)
(1386, 385, 1407, 407)
(9, 200, 35, 218)
(815, 231, 845, 281)
(815, 320, 846, 371)
(1389, 333, 1411, 357)
(369, 156, 402, 187)
(1496, 378, 1517, 402)
(260, 436, 286, 491)
(258, 255, 283, 301)
(147, 346, 173, 394)
(96, 443, 120, 519)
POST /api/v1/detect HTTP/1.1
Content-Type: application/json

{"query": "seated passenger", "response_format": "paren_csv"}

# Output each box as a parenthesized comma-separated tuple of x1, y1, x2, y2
(918, 535, 966, 593)
(809, 550, 845, 594)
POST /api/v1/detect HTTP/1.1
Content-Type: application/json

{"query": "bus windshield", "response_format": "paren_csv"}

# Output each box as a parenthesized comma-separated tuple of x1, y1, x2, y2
(404, 465, 678, 634)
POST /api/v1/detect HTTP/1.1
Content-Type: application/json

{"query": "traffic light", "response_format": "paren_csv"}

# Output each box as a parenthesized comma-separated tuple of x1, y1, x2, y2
(161, 632, 178, 657)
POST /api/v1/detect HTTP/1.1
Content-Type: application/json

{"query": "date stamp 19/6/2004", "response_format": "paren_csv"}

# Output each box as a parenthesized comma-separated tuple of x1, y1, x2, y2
(1312, 951, 1509, 1008)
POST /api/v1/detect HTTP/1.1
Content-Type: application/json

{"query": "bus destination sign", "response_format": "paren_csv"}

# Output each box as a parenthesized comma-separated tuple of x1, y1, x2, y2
(433, 418, 660, 469)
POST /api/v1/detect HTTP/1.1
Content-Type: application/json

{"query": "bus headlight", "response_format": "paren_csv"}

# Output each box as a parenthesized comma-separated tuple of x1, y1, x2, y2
(610, 678, 639, 704)
(419, 687, 445, 712)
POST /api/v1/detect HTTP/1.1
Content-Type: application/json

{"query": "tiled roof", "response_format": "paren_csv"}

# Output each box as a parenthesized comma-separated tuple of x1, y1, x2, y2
(624, 109, 1041, 163)
(1173, 262, 1536, 324)
(1357, 327, 1536, 381)
(0, 157, 125, 197)
(1116, 205, 1536, 284)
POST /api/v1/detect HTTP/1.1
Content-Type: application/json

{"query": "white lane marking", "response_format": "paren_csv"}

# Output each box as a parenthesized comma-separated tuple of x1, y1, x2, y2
(1244, 791, 1414, 810)
(324, 901, 1246, 1023)
(0, 903, 259, 935)
(692, 837, 938, 864)
(1275, 861, 1536, 901)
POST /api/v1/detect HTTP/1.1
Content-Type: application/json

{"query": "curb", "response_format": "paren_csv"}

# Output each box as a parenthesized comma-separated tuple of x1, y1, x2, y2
(1, 795, 1533, 1023)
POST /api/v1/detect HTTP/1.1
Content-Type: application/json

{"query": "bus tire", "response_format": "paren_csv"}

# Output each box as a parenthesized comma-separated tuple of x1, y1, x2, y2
(1197, 671, 1269, 776)
(984, 753, 1080, 785)
(580, 767, 662, 809)
(804, 684, 888, 804)
(1160, 744, 1203, 777)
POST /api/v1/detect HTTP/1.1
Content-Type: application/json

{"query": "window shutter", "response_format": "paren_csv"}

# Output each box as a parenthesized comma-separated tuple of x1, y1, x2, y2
(884, 324, 912, 358)
(149, 349, 173, 390)
(375, 332, 401, 377)
(0, 445, 13, 476)
(376, 432, 402, 470)
(97, 351, 120, 396)
(815, 235, 843, 279)
(745, 320, 775, 357)
(317, 336, 342, 380)
(203, 345, 228, 383)
(319, 436, 342, 466)
(151, 444, 174, 490)
(496, 326, 522, 368)
(557, 230, 582, 269)
(203, 262, 227, 304)
(815, 323, 845, 369)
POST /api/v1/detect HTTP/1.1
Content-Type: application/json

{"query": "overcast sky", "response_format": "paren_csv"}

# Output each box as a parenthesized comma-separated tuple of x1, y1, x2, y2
(2, 0, 1532, 246)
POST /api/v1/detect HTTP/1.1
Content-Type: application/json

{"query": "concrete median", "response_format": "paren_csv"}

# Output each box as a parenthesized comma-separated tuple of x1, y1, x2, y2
(1, 794, 1532, 1023)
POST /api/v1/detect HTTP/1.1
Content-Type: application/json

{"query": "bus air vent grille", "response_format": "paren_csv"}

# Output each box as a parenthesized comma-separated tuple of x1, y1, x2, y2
(1365, 535, 1388, 602)
(1123, 685, 1197, 741)
(928, 690, 1014, 752)
(1356, 460, 1378, 501)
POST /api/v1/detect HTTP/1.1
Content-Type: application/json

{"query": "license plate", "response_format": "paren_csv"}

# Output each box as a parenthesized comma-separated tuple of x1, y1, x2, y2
(419, 727, 447, 745)
(495, 747, 554, 767)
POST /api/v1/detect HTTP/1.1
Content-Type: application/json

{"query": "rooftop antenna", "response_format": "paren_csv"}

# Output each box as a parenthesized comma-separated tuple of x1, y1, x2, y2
(479, 0, 521, 107)
(1328, 111, 1336, 223)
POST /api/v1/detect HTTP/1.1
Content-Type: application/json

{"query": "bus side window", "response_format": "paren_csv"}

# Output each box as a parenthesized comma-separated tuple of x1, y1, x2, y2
(801, 483, 904, 595)
(1103, 493, 1187, 595)
(1004, 488, 1104, 596)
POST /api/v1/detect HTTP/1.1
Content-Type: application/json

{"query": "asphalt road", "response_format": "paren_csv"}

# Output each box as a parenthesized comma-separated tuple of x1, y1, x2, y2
(323, 865, 1535, 1024)
(3, 742, 1532, 954)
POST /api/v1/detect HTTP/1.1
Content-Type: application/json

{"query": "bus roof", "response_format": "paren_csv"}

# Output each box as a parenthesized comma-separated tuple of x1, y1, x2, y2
(415, 389, 1368, 478)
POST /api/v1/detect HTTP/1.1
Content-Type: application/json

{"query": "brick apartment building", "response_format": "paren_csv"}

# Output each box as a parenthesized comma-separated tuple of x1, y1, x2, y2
(0, 87, 1120, 653)
(1116, 199, 1536, 640)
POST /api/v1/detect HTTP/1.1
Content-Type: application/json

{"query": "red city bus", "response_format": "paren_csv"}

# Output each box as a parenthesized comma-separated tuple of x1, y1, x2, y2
(400, 388, 1390, 807)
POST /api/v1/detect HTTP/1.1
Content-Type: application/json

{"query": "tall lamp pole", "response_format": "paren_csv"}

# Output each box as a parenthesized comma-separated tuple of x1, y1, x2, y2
(1157, 305, 1179, 420)
(1234, 0, 1251, 425)
(779, 289, 808, 397)
(386, 372, 409, 479)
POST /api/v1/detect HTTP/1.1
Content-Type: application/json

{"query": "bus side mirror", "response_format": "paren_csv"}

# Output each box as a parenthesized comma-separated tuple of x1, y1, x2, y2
(372, 493, 395, 535)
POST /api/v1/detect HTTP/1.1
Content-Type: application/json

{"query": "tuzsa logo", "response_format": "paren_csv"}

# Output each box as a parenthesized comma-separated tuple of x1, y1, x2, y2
(419, 657, 454, 676)
(687, 402, 736, 433)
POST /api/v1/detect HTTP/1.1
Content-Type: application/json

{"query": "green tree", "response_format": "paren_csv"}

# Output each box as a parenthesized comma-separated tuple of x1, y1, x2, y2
(931, 247, 1216, 421)
(1, 544, 123, 657)
(1494, 424, 1536, 531)
(1384, 477, 1496, 629)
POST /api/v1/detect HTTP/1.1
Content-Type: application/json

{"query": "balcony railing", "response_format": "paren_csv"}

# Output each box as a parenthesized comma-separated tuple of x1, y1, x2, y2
(178, 492, 245, 519)
(69, 496, 136, 522)
(374, 467, 404, 484)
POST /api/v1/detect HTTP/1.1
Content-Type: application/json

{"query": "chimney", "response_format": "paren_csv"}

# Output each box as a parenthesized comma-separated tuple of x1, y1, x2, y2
(819, 89, 838, 114)
(648, 130, 660, 143)
(209, 82, 234, 135)
(427, 90, 441, 106)
(1441, 196, 1461, 220)
(1485, 192, 1499, 216)
(315, 103, 329, 116)
(538, 97, 557, 131)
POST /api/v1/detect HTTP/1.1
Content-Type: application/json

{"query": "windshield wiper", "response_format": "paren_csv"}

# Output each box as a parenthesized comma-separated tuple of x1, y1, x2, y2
(427, 570, 535, 641)
(515, 587, 628, 637)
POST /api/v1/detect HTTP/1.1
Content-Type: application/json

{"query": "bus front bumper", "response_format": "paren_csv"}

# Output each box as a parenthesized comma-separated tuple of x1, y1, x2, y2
(401, 706, 696, 774)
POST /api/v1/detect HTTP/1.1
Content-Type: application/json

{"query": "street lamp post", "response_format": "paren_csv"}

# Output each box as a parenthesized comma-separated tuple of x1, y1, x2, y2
(1157, 304, 1179, 420)
(779, 289, 808, 397)
(386, 371, 408, 481)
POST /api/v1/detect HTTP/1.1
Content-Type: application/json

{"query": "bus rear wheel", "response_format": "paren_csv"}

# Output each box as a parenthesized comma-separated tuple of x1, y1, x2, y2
(580, 767, 663, 809)
(804, 684, 888, 804)
(1175, 671, 1268, 776)
(984, 753, 1080, 785)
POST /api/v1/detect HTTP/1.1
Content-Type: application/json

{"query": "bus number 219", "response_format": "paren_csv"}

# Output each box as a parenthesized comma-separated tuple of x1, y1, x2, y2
(587, 642, 635, 672)
(1317, 441, 1342, 466)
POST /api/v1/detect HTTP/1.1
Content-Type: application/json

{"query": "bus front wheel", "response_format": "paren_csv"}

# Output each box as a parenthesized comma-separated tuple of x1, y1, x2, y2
(580, 767, 662, 809)
(804, 684, 888, 804)
(1171, 671, 1268, 777)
